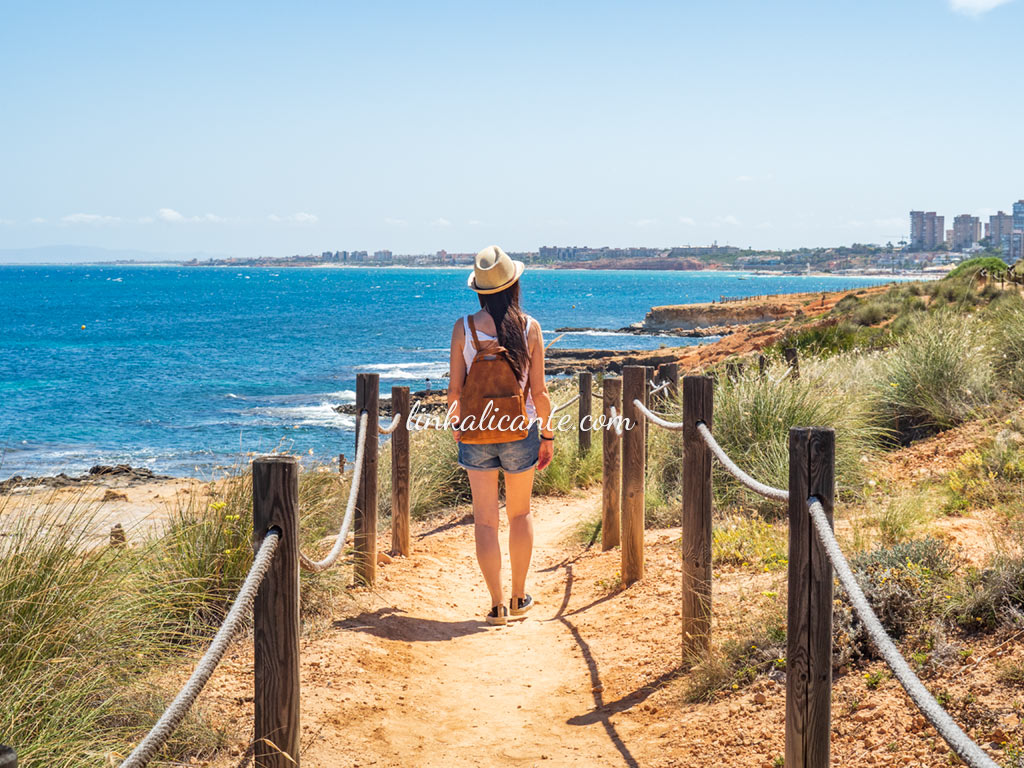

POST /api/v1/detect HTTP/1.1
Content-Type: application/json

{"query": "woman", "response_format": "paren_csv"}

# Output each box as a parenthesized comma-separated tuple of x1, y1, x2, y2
(448, 245, 555, 626)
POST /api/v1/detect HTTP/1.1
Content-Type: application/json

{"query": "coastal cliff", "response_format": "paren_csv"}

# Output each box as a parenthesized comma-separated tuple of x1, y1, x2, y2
(641, 300, 793, 330)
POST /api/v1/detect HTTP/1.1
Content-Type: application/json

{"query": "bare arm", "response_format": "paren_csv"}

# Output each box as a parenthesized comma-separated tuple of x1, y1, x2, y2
(448, 319, 466, 434)
(526, 319, 553, 436)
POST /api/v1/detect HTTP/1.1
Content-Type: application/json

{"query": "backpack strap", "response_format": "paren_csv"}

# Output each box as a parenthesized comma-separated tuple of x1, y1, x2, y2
(467, 314, 484, 350)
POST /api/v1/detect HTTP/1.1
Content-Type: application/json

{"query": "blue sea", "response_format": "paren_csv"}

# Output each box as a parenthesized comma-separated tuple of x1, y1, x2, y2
(0, 265, 899, 478)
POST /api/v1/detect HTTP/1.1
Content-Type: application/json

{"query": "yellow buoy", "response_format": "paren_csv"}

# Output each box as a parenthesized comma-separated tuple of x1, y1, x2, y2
(81, 325, 86, 330)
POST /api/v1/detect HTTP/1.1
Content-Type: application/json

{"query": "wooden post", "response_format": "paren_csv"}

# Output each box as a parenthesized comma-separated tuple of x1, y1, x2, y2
(758, 354, 767, 378)
(660, 362, 679, 400)
(390, 385, 411, 557)
(253, 456, 300, 768)
(578, 371, 592, 455)
(725, 360, 742, 382)
(621, 366, 647, 585)
(786, 428, 835, 768)
(681, 376, 713, 656)
(355, 373, 380, 586)
(338, 453, 345, 472)
(784, 347, 800, 379)
(601, 376, 622, 551)
(0, 745, 16, 768)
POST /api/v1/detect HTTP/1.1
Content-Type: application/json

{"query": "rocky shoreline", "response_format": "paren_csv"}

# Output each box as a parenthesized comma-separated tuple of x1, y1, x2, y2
(0, 464, 171, 493)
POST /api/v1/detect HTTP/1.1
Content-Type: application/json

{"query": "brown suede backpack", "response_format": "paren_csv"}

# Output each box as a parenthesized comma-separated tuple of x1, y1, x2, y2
(458, 315, 530, 445)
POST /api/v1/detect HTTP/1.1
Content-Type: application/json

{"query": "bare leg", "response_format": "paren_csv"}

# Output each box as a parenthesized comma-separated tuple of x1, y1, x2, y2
(468, 469, 503, 608)
(504, 468, 535, 599)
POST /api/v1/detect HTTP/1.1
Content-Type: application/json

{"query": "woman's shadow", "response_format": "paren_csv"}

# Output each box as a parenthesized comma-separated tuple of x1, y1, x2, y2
(332, 606, 488, 642)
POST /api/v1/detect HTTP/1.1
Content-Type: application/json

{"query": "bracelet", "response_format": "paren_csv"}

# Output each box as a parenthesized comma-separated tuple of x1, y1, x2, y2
(541, 434, 555, 441)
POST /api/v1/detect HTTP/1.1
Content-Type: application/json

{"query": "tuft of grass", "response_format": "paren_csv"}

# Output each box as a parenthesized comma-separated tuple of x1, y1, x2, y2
(872, 311, 997, 442)
(0, 493, 227, 767)
(988, 292, 1024, 396)
(693, 356, 887, 507)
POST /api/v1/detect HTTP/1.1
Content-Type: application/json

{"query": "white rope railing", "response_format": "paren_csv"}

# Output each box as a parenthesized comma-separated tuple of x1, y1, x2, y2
(608, 405, 624, 436)
(649, 380, 669, 395)
(551, 392, 580, 414)
(696, 422, 789, 502)
(632, 398, 684, 431)
(299, 410, 368, 573)
(378, 413, 402, 435)
(119, 530, 281, 768)
(807, 498, 998, 768)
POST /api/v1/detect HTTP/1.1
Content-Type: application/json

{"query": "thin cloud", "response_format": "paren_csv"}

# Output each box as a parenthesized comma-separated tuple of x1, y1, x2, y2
(268, 212, 318, 225)
(0, 217, 14, 226)
(634, 218, 658, 228)
(430, 217, 452, 228)
(159, 208, 225, 223)
(950, 0, 1012, 14)
(679, 216, 697, 226)
(30, 217, 46, 224)
(61, 213, 121, 226)
(384, 217, 408, 228)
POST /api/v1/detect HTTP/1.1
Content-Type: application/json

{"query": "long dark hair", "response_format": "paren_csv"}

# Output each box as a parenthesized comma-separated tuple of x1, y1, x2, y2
(478, 280, 530, 382)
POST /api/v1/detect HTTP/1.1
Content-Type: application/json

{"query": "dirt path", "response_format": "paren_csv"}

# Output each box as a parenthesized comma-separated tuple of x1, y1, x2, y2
(208, 489, 645, 767)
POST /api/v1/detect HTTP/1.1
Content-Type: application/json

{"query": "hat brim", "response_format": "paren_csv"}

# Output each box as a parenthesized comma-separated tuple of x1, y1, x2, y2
(467, 260, 525, 294)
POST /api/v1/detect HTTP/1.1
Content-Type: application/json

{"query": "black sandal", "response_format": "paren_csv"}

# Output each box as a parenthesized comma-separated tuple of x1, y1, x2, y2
(486, 604, 509, 625)
(510, 594, 534, 620)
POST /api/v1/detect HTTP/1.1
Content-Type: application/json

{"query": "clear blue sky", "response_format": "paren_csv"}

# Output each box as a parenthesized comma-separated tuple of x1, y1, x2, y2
(1, 0, 1022, 259)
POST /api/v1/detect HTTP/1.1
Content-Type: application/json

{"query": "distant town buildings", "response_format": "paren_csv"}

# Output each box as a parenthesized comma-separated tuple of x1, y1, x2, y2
(909, 211, 944, 250)
(910, 202, 1023, 262)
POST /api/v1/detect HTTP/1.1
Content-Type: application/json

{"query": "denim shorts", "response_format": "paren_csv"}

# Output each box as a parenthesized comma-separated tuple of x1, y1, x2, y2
(457, 423, 540, 474)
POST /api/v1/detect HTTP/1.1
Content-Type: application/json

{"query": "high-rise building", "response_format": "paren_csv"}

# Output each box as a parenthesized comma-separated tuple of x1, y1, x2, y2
(1010, 231, 1024, 264)
(1013, 200, 1024, 232)
(952, 214, 982, 250)
(989, 212, 1014, 245)
(910, 210, 944, 249)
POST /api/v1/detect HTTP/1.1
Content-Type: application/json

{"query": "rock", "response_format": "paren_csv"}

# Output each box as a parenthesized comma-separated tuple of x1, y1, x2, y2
(102, 490, 129, 502)
(109, 523, 126, 547)
(753, 693, 767, 704)
(376, 552, 393, 565)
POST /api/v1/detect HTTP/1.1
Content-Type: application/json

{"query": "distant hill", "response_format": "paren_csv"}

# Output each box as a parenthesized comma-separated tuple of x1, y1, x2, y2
(0, 245, 229, 265)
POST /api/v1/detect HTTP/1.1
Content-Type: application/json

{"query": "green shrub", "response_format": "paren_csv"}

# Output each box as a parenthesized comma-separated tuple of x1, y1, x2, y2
(945, 557, 1024, 632)
(946, 256, 1009, 281)
(871, 312, 996, 441)
(834, 538, 952, 667)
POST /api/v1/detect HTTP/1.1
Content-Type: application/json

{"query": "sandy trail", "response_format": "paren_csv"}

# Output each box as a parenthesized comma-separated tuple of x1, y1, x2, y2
(209, 489, 641, 767)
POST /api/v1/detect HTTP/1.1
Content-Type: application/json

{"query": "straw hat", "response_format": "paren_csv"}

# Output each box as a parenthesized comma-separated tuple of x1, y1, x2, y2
(468, 245, 525, 294)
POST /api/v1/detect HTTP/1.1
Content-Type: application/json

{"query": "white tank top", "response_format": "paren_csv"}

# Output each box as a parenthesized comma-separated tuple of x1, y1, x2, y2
(462, 313, 537, 421)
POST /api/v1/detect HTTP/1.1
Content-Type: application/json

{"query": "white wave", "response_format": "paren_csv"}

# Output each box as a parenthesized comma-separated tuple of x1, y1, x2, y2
(249, 403, 356, 429)
(553, 329, 687, 339)
(360, 361, 448, 379)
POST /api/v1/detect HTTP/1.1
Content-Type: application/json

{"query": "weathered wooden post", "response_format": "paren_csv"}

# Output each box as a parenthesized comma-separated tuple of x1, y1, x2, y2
(601, 376, 622, 551)
(578, 371, 592, 455)
(253, 456, 300, 768)
(681, 376, 713, 656)
(355, 373, 380, 586)
(0, 745, 16, 768)
(391, 385, 411, 557)
(784, 347, 800, 379)
(725, 360, 743, 382)
(660, 362, 679, 400)
(786, 427, 835, 768)
(338, 453, 345, 472)
(621, 366, 647, 585)
(758, 354, 768, 378)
